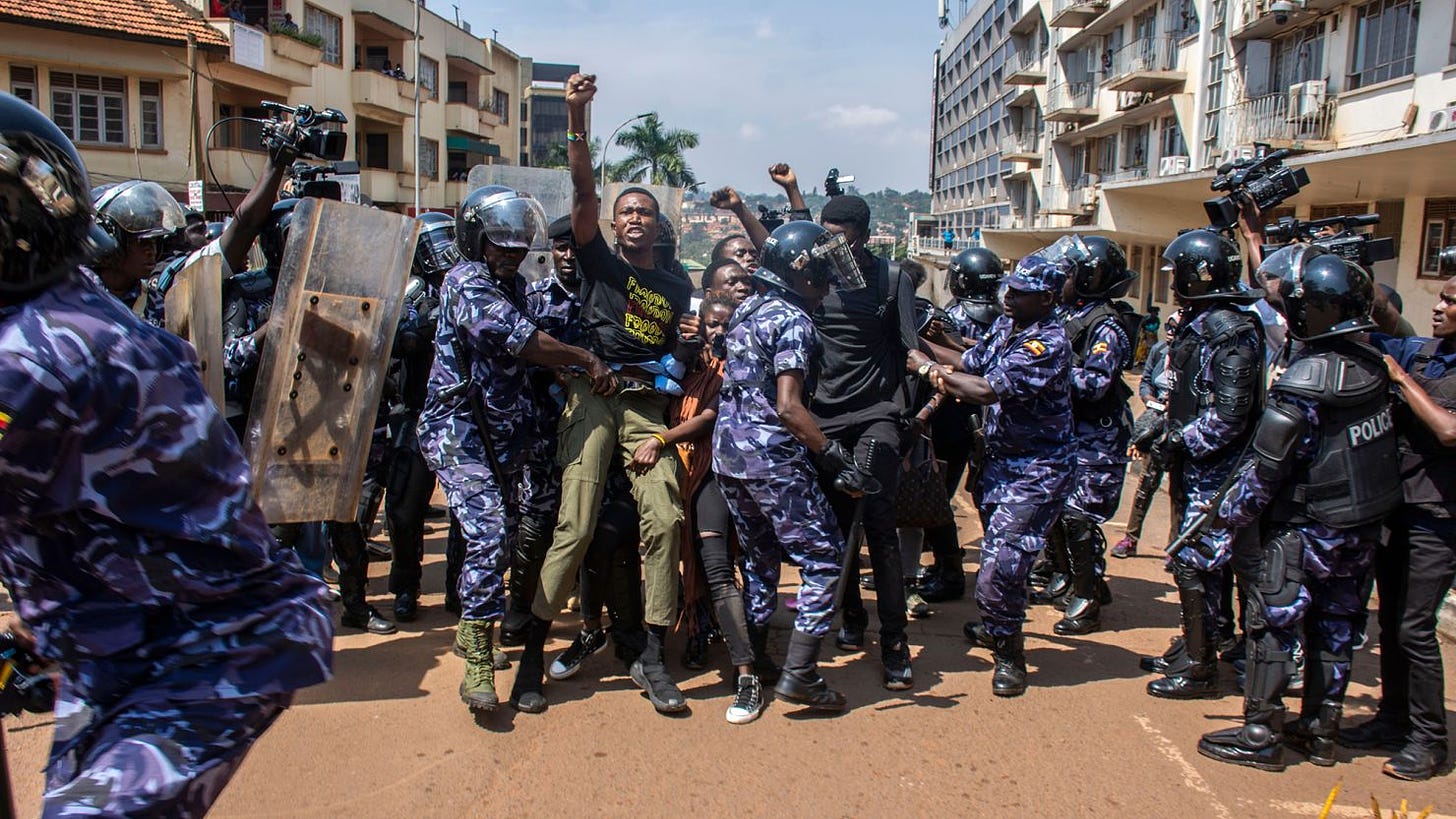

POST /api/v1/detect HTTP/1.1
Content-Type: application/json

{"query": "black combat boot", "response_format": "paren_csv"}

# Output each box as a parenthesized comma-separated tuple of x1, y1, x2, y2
(746, 623, 781, 684)
(1139, 636, 1186, 674)
(501, 516, 551, 646)
(1285, 701, 1342, 766)
(774, 629, 846, 712)
(991, 632, 1027, 697)
(1199, 700, 1288, 772)
(1147, 579, 1218, 699)
(509, 616, 550, 714)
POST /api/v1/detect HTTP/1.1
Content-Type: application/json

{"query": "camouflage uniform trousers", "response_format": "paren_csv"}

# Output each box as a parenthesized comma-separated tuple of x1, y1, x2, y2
(1248, 524, 1378, 704)
(43, 684, 290, 818)
(976, 454, 1072, 638)
(718, 467, 845, 638)
(437, 460, 520, 621)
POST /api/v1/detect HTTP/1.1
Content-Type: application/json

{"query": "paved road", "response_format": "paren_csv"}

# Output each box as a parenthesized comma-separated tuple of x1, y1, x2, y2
(6, 464, 1455, 817)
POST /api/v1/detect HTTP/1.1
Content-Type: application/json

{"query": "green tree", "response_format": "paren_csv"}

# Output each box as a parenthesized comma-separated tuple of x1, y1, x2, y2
(537, 137, 601, 172)
(614, 114, 701, 190)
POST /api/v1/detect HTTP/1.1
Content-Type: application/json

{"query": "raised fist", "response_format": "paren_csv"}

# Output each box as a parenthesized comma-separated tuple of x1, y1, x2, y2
(709, 186, 743, 211)
(768, 163, 797, 188)
(565, 73, 598, 107)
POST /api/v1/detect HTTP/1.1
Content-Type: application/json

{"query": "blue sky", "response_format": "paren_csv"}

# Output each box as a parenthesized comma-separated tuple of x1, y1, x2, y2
(455, 0, 944, 194)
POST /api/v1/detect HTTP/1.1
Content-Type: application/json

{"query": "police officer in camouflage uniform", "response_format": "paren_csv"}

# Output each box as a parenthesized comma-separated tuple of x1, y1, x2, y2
(917, 247, 1004, 603)
(417, 185, 612, 714)
(1147, 229, 1267, 700)
(0, 91, 333, 817)
(501, 214, 584, 644)
(1045, 236, 1138, 636)
(714, 220, 874, 714)
(1193, 252, 1399, 771)
(933, 254, 1074, 697)
(89, 179, 186, 320)
(383, 212, 456, 622)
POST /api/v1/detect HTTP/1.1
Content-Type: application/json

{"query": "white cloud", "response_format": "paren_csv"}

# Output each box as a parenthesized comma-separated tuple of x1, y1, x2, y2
(755, 18, 774, 39)
(815, 104, 901, 130)
(738, 123, 762, 141)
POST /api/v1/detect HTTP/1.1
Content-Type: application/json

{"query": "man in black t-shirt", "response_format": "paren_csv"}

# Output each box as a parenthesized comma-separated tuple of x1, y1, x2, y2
(510, 72, 696, 717)
(813, 193, 922, 692)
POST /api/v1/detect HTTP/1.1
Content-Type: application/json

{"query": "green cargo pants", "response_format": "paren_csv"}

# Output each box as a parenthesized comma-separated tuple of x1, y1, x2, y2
(533, 375, 683, 627)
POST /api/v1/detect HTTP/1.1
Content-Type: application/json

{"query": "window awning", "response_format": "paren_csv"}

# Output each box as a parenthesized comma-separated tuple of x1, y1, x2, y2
(446, 135, 499, 157)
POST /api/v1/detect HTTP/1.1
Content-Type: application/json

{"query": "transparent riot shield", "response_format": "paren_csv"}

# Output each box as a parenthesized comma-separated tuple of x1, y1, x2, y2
(164, 250, 225, 409)
(244, 198, 420, 523)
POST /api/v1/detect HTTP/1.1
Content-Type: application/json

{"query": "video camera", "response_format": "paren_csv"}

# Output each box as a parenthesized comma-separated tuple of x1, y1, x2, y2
(1262, 212, 1396, 267)
(0, 632, 54, 717)
(288, 158, 359, 202)
(260, 101, 348, 162)
(1204, 143, 1309, 229)
(825, 167, 855, 198)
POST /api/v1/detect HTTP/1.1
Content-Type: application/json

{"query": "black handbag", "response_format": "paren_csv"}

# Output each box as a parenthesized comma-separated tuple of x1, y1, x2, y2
(894, 436, 955, 528)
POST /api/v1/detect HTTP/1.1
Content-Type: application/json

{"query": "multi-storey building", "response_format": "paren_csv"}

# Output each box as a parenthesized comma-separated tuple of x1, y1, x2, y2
(1, 0, 532, 216)
(932, 0, 1454, 316)
(520, 61, 579, 168)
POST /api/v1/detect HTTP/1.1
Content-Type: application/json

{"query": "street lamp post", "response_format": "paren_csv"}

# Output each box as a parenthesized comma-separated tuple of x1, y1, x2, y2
(599, 112, 652, 196)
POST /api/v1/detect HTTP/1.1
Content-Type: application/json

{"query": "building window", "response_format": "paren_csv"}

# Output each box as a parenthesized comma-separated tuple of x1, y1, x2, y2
(1270, 22, 1326, 91)
(217, 103, 267, 151)
(419, 137, 438, 179)
(303, 5, 342, 65)
(1121, 123, 1149, 169)
(10, 65, 36, 106)
(139, 80, 163, 148)
(447, 80, 468, 104)
(419, 57, 438, 99)
(1420, 199, 1456, 278)
(51, 72, 127, 146)
(1348, 0, 1418, 90)
(492, 89, 510, 124)
(1160, 116, 1186, 158)
(363, 132, 390, 170)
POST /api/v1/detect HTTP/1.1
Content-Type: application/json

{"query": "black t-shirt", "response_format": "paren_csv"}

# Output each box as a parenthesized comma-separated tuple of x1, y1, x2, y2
(811, 254, 918, 419)
(577, 232, 693, 365)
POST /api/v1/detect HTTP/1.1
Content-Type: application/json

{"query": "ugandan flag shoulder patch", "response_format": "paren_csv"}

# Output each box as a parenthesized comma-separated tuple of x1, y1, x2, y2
(1022, 339, 1048, 356)
(0, 408, 10, 444)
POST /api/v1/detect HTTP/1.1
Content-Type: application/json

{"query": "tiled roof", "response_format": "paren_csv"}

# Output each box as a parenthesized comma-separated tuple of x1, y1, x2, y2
(0, 0, 230, 48)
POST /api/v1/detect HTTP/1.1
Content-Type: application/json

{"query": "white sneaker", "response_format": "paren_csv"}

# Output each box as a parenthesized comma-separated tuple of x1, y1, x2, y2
(726, 674, 765, 725)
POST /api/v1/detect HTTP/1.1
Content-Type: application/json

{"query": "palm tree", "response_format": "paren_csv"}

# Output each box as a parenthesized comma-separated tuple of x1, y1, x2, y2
(613, 114, 701, 190)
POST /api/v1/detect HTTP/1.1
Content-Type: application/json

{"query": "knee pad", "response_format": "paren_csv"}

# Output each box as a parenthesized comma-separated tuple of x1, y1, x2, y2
(1060, 511, 1102, 551)
(1256, 530, 1304, 610)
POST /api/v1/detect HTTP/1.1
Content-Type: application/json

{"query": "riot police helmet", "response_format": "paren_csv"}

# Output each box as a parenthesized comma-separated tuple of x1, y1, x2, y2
(1162, 229, 1245, 302)
(93, 179, 187, 245)
(946, 247, 1003, 302)
(0, 92, 95, 296)
(456, 185, 547, 262)
(757, 220, 863, 294)
(414, 210, 460, 281)
(1280, 252, 1377, 341)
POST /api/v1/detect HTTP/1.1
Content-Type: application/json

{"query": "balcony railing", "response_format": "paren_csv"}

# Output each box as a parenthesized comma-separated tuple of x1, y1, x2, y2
(1005, 49, 1047, 84)
(1228, 90, 1336, 145)
(1102, 166, 1150, 184)
(1001, 130, 1041, 157)
(1105, 37, 1181, 87)
(1045, 81, 1097, 120)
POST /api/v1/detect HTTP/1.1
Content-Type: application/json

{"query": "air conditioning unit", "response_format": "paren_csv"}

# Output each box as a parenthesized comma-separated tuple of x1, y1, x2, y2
(1159, 155, 1191, 176)
(1427, 105, 1456, 133)
(1220, 145, 1257, 167)
(1287, 80, 1327, 119)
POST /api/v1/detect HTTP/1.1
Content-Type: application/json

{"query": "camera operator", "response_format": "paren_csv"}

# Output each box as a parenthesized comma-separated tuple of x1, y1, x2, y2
(1144, 229, 1266, 701)
(0, 91, 332, 817)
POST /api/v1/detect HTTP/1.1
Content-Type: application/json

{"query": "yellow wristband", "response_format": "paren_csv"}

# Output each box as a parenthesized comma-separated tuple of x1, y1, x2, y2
(652, 433, 667, 446)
